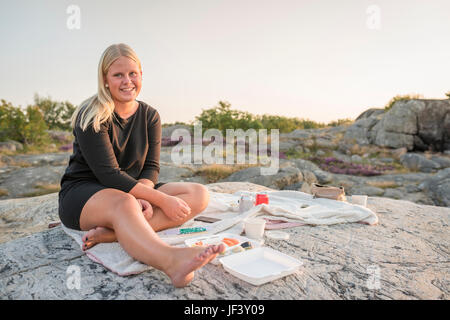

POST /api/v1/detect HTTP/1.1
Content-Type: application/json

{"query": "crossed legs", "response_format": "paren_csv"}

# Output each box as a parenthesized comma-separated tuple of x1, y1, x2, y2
(78, 182, 224, 287)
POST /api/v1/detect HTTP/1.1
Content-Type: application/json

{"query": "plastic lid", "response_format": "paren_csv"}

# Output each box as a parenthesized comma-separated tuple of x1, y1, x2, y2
(265, 231, 290, 240)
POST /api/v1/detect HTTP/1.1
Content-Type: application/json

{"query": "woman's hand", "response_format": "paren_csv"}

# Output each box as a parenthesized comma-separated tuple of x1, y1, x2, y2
(136, 198, 153, 222)
(160, 195, 192, 221)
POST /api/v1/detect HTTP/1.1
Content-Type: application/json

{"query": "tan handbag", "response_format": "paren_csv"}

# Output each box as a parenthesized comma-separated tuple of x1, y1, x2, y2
(311, 183, 347, 201)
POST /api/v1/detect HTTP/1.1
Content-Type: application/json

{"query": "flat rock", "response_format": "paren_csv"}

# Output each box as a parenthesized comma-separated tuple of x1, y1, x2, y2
(0, 165, 66, 199)
(220, 166, 303, 190)
(0, 182, 449, 299)
(400, 153, 440, 173)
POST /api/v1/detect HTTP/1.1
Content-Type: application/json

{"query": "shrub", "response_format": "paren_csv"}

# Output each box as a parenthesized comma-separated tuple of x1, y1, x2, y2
(384, 94, 423, 111)
(34, 94, 76, 131)
(0, 100, 49, 145)
(309, 156, 395, 176)
(196, 101, 263, 135)
(327, 118, 353, 127)
(196, 101, 327, 135)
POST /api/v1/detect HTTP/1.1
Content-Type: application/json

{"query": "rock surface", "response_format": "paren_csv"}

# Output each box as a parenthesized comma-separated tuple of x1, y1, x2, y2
(0, 182, 449, 299)
(344, 99, 450, 152)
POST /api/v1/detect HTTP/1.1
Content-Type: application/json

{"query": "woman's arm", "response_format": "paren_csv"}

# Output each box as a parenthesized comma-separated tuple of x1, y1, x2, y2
(138, 178, 154, 188)
(74, 122, 138, 192)
(138, 109, 161, 185)
(129, 182, 191, 221)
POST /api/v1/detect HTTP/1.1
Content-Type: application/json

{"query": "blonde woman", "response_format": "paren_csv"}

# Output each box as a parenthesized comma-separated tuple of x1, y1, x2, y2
(58, 43, 225, 287)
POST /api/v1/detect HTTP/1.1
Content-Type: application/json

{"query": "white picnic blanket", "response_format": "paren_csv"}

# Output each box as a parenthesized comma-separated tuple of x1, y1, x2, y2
(62, 190, 378, 276)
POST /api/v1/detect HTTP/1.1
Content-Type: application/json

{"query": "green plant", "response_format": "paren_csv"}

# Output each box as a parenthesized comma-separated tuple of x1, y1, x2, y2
(196, 101, 263, 135)
(34, 94, 76, 131)
(384, 94, 423, 111)
(327, 118, 353, 127)
(0, 100, 49, 145)
(285, 147, 312, 159)
(196, 101, 328, 135)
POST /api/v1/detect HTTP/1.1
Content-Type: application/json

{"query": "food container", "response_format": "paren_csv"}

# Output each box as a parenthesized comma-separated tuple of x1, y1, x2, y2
(219, 247, 303, 286)
(351, 195, 368, 207)
(244, 218, 266, 239)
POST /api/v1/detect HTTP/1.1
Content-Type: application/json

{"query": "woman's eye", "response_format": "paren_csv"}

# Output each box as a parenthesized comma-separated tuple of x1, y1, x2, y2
(130, 72, 136, 76)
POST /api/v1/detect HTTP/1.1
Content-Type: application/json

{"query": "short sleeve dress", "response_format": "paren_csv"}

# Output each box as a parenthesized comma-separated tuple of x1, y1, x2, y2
(58, 100, 165, 230)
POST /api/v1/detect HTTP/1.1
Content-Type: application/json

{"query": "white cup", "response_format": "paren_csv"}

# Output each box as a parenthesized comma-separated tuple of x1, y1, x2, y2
(244, 218, 266, 239)
(351, 195, 368, 207)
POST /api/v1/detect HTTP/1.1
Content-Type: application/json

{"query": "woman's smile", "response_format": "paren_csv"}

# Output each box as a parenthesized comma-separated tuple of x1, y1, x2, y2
(105, 56, 142, 102)
(120, 87, 136, 93)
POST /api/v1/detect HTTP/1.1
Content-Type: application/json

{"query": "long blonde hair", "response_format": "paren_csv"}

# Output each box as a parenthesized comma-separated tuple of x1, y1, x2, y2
(71, 43, 142, 132)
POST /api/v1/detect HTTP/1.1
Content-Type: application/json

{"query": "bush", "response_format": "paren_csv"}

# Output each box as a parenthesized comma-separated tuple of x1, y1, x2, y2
(196, 101, 327, 135)
(195, 101, 263, 135)
(384, 94, 423, 111)
(327, 118, 353, 127)
(0, 100, 49, 145)
(34, 94, 76, 131)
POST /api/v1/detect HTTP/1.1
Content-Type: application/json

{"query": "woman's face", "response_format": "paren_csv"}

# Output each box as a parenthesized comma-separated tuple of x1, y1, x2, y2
(104, 56, 142, 103)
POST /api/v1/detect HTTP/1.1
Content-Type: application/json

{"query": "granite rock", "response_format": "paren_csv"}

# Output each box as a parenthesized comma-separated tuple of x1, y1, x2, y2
(0, 182, 449, 299)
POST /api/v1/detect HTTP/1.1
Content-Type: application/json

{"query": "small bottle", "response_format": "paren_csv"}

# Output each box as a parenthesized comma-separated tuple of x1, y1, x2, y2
(255, 192, 269, 205)
(239, 195, 254, 213)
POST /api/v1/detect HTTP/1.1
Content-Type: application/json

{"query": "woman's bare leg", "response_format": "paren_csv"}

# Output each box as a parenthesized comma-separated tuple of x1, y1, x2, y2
(79, 187, 224, 287)
(82, 182, 209, 249)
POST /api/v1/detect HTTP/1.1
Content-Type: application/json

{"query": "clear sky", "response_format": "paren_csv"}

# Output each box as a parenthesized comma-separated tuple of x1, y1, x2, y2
(1, 0, 449, 124)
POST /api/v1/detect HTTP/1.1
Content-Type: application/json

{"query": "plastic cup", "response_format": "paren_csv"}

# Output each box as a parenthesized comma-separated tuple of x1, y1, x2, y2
(351, 195, 368, 207)
(244, 218, 266, 239)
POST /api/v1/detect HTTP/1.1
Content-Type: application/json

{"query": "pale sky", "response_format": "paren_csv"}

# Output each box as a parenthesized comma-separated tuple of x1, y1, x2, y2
(1, 0, 449, 124)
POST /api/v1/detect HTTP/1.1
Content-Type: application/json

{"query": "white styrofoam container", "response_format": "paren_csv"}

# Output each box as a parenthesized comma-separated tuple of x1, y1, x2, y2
(219, 247, 303, 286)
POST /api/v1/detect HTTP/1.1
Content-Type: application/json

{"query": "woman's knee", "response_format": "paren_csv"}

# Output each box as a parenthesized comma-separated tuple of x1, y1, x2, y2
(113, 193, 141, 217)
(189, 183, 209, 213)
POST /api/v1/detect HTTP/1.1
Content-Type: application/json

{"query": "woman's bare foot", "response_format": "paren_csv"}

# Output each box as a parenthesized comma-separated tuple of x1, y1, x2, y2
(82, 227, 117, 251)
(165, 244, 226, 288)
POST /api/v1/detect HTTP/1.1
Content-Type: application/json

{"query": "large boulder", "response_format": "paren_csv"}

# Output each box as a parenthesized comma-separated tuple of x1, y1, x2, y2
(417, 100, 450, 151)
(400, 153, 441, 173)
(0, 182, 449, 299)
(343, 109, 384, 145)
(343, 99, 450, 152)
(373, 100, 426, 150)
(420, 168, 450, 207)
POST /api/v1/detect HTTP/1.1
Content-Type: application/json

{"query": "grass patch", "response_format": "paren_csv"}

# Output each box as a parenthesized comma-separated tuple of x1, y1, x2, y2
(285, 147, 313, 159)
(21, 183, 60, 197)
(384, 94, 423, 111)
(366, 180, 399, 189)
(194, 164, 257, 183)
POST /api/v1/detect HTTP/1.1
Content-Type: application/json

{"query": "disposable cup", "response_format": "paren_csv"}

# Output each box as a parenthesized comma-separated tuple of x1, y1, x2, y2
(244, 218, 266, 239)
(351, 195, 368, 207)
